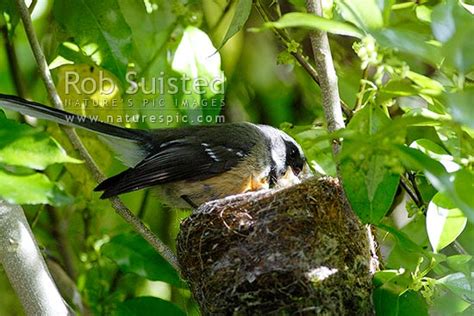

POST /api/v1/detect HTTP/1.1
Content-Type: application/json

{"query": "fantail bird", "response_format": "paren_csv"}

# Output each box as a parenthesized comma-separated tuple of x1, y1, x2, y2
(0, 94, 312, 208)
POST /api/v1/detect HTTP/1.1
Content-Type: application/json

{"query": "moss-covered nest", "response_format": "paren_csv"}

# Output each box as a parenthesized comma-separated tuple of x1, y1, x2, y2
(177, 177, 375, 315)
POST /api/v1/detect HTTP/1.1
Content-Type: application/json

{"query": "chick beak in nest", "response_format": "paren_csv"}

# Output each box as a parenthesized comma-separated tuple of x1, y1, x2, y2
(275, 163, 313, 188)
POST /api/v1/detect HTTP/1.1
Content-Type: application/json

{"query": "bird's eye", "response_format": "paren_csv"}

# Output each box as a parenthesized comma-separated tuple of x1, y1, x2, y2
(289, 147, 298, 158)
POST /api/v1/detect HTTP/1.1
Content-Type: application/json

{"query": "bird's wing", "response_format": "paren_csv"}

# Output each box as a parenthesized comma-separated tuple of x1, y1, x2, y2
(94, 139, 248, 198)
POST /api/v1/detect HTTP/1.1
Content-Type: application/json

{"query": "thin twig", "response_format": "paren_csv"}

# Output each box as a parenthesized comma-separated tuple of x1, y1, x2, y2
(408, 172, 424, 207)
(15, 0, 180, 272)
(354, 67, 369, 112)
(28, 0, 38, 14)
(254, 0, 352, 119)
(400, 175, 422, 208)
(1, 25, 27, 97)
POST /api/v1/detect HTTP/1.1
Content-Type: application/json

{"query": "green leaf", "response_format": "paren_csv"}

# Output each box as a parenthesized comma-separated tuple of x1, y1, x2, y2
(446, 255, 472, 275)
(53, 0, 133, 84)
(340, 106, 400, 223)
(396, 146, 474, 223)
(397, 291, 429, 316)
(437, 272, 474, 303)
(0, 0, 19, 37)
(0, 169, 72, 206)
(220, 0, 252, 48)
(115, 297, 185, 316)
(336, 0, 384, 30)
(268, 12, 363, 38)
(0, 116, 81, 170)
(372, 28, 442, 66)
(443, 89, 474, 129)
(432, 0, 474, 72)
(101, 233, 185, 288)
(426, 192, 467, 252)
(373, 272, 421, 316)
(117, 0, 176, 69)
(410, 139, 460, 173)
(171, 26, 225, 124)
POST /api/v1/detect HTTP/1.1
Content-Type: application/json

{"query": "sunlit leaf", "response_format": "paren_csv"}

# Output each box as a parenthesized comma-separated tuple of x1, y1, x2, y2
(115, 297, 186, 316)
(220, 0, 252, 48)
(101, 233, 185, 288)
(171, 26, 225, 124)
(0, 115, 81, 169)
(268, 12, 363, 38)
(0, 169, 72, 206)
(336, 0, 383, 30)
(426, 192, 467, 252)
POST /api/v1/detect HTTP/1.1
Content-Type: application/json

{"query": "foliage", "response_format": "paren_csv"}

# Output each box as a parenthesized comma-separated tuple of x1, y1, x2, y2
(0, 0, 473, 314)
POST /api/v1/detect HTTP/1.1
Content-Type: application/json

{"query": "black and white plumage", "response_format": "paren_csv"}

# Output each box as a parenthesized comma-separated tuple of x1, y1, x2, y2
(0, 94, 311, 208)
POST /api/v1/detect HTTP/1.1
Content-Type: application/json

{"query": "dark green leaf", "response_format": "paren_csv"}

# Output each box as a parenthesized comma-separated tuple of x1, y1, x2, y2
(101, 233, 185, 288)
(373, 272, 419, 316)
(340, 106, 400, 223)
(53, 0, 133, 84)
(0, 169, 72, 206)
(268, 12, 363, 38)
(0, 0, 19, 37)
(220, 0, 252, 48)
(398, 290, 428, 316)
(115, 297, 185, 316)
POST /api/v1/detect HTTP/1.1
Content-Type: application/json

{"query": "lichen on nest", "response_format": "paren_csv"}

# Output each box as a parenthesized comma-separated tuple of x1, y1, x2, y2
(177, 177, 375, 315)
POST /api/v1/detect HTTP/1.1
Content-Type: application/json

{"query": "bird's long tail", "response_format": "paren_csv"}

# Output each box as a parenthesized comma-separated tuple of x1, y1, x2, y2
(0, 93, 151, 166)
(0, 93, 146, 140)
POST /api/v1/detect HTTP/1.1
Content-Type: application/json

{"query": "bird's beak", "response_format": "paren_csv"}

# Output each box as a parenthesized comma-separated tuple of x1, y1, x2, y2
(275, 163, 313, 189)
(275, 167, 300, 188)
(298, 163, 313, 180)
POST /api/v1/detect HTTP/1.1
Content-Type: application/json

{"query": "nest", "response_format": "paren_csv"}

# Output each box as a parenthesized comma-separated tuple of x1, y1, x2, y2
(177, 177, 375, 315)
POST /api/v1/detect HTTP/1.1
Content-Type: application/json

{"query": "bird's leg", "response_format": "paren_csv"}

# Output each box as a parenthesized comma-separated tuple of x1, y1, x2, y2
(181, 195, 198, 209)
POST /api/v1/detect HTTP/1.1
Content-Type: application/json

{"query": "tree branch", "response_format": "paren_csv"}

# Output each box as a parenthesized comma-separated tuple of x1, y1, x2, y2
(0, 201, 72, 315)
(305, 0, 345, 138)
(14, 0, 179, 272)
(305, 0, 378, 274)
